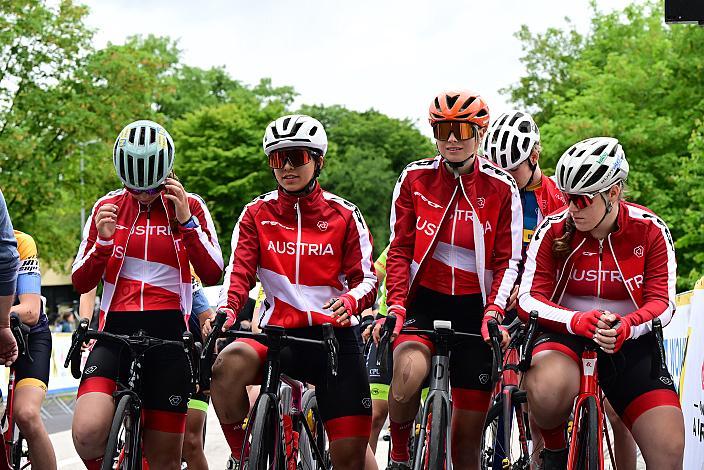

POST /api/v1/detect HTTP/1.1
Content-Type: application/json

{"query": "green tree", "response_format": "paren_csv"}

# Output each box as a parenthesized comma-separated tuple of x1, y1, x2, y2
(506, 0, 704, 289)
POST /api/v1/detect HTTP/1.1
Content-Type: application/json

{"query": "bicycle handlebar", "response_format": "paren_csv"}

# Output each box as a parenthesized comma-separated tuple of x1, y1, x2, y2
(64, 318, 197, 386)
(200, 310, 339, 388)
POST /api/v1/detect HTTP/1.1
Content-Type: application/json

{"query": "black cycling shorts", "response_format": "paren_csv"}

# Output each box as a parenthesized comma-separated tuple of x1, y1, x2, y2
(365, 340, 392, 400)
(78, 310, 191, 433)
(237, 325, 371, 441)
(393, 287, 493, 411)
(15, 329, 52, 391)
(533, 331, 680, 429)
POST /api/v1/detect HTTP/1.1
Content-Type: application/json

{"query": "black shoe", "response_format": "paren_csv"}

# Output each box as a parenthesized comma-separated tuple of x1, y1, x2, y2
(539, 448, 568, 470)
(387, 460, 411, 470)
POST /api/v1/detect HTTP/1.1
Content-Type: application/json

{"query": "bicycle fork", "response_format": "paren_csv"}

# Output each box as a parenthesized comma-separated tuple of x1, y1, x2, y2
(415, 353, 452, 470)
(567, 350, 604, 469)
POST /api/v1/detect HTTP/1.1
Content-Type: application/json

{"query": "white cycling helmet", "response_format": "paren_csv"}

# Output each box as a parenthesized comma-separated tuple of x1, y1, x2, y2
(483, 110, 540, 170)
(113, 120, 175, 190)
(263, 114, 328, 156)
(555, 137, 629, 195)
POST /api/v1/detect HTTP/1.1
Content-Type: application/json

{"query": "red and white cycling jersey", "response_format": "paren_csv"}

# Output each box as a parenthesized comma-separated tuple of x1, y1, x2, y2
(518, 201, 676, 339)
(72, 189, 223, 329)
(219, 183, 377, 328)
(386, 155, 523, 321)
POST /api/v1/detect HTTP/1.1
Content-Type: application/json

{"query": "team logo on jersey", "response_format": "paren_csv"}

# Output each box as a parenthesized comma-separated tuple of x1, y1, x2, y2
(582, 251, 598, 257)
(476, 197, 485, 208)
(261, 220, 294, 231)
(362, 398, 372, 409)
(169, 395, 182, 406)
(414, 191, 443, 209)
(317, 221, 328, 231)
(85, 365, 97, 375)
(634, 246, 644, 258)
(478, 374, 490, 385)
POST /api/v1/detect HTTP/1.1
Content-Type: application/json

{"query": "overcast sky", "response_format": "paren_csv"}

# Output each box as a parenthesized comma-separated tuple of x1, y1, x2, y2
(80, 0, 635, 132)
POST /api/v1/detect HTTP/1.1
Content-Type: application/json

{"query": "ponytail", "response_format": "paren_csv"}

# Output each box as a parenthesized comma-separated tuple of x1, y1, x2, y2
(552, 216, 576, 259)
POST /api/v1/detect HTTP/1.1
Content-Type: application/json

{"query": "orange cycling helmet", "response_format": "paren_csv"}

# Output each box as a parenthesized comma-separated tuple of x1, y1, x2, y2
(428, 90, 490, 128)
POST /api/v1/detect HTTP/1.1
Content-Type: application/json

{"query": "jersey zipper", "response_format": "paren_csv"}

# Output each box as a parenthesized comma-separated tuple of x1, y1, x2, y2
(142, 204, 152, 312)
(597, 239, 604, 309)
(295, 201, 312, 326)
(450, 199, 459, 295)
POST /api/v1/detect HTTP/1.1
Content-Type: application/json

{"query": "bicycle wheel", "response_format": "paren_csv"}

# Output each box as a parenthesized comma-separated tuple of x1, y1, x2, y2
(572, 396, 599, 470)
(248, 394, 284, 470)
(297, 389, 330, 470)
(414, 394, 448, 470)
(102, 395, 142, 470)
(10, 432, 29, 470)
(480, 394, 531, 470)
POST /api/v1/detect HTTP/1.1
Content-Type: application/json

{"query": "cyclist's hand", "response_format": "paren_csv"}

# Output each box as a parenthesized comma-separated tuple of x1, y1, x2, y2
(323, 295, 355, 326)
(506, 285, 519, 311)
(95, 204, 118, 239)
(371, 317, 401, 344)
(597, 313, 632, 354)
(0, 327, 18, 366)
(359, 316, 374, 342)
(481, 312, 509, 350)
(164, 178, 192, 224)
(202, 316, 214, 337)
(218, 308, 237, 331)
(81, 338, 96, 353)
(569, 309, 603, 339)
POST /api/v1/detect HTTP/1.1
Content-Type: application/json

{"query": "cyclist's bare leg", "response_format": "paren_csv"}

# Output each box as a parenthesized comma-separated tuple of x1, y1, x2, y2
(369, 397, 389, 453)
(14, 385, 56, 469)
(451, 408, 486, 469)
(388, 342, 431, 422)
(211, 342, 262, 424)
(630, 405, 684, 470)
(72, 392, 115, 459)
(364, 444, 379, 470)
(143, 429, 185, 469)
(604, 398, 636, 470)
(181, 407, 208, 470)
(523, 351, 579, 443)
(330, 436, 371, 470)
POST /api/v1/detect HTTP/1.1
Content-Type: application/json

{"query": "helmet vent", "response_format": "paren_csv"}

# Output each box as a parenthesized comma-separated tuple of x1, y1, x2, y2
(118, 149, 126, 181)
(476, 108, 488, 117)
(283, 117, 291, 128)
(157, 150, 165, 180)
(127, 154, 135, 184)
(309, 126, 318, 136)
(508, 113, 522, 126)
(138, 127, 146, 146)
(584, 165, 608, 188)
(459, 96, 476, 111)
(128, 128, 137, 144)
(434, 97, 441, 111)
(149, 128, 156, 144)
(446, 94, 460, 109)
(572, 165, 591, 185)
(137, 159, 145, 187)
(148, 154, 156, 184)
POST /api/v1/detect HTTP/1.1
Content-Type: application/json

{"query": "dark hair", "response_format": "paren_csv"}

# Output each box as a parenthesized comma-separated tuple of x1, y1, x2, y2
(552, 216, 576, 259)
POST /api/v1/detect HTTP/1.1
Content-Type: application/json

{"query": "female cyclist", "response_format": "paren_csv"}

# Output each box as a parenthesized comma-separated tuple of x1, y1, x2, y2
(209, 114, 377, 470)
(374, 90, 523, 469)
(71, 120, 224, 470)
(9, 230, 56, 469)
(518, 137, 684, 469)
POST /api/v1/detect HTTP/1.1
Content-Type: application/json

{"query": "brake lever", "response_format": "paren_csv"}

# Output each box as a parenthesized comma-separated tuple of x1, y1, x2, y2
(377, 315, 396, 376)
(322, 323, 338, 378)
(487, 319, 503, 386)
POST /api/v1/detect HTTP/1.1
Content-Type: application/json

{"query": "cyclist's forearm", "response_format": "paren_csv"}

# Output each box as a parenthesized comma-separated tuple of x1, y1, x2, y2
(10, 293, 41, 325)
(79, 287, 97, 321)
